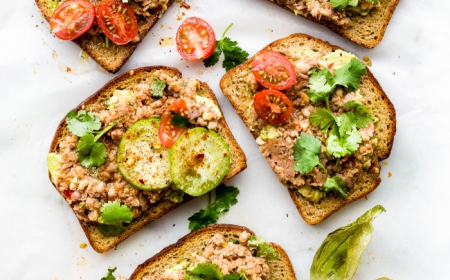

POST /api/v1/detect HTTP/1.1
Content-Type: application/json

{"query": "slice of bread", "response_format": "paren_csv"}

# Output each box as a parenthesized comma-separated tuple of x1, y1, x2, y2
(128, 224, 297, 280)
(35, 0, 174, 73)
(49, 66, 247, 253)
(220, 33, 396, 225)
(266, 0, 401, 48)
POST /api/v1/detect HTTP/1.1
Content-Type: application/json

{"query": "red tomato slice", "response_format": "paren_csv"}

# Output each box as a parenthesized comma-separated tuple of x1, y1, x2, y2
(96, 0, 138, 45)
(176, 17, 216, 61)
(159, 99, 189, 147)
(50, 0, 95, 41)
(252, 50, 296, 90)
(253, 90, 293, 125)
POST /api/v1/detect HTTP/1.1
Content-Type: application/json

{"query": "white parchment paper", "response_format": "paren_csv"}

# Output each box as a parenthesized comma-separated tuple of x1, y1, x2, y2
(1, 0, 449, 279)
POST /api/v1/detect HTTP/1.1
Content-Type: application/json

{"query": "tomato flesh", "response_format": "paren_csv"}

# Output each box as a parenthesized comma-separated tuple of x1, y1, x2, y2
(176, 17, 216, 61)
(50, 0, 95, 40)
(159, 99, 189, 147)
(252, 50, 296, 90)
(96, 0, 138, 45)
(253, 90, 293, 125)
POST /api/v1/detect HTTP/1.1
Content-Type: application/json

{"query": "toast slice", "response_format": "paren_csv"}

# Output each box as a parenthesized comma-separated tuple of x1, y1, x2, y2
(35, 0, 174, 73)
(220, 33, 396, 225)
(49, 66, 247, 252)
(266, 0, 401, 48)
(128, 224, 297, 280)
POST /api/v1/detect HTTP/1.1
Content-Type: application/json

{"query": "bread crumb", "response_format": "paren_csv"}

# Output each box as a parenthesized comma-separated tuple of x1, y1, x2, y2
(129, 70, 135, 76)
(388, 172, 392, 178)
(362, 56, 372, 66)
(79, 243, 87, 249)
(196, 70, 203, 76)
(383, 162, 388, 165)
(180, 1, 190, 9)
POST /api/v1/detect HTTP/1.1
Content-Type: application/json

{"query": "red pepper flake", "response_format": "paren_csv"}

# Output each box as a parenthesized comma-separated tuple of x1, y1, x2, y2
(181, 2, 191, 9)
(388, 172, 392, 178)
(139, 179, 145, 184)
(66, 67, 72, 73)
(224, 153, 227, 157)
(340, 155, 351, 164)
(196, 154, 205, 161)
(64, 189, 73, 199)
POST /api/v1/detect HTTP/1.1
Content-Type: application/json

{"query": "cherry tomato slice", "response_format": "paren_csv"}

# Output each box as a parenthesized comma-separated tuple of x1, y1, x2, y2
(50, 0, 95, 41)
(253, 90, 293, 125)
(252, 50, 296, 90)
(159, 99, 189, 147)
(176, 17, 216, 61)
(96, 0, 138, 45)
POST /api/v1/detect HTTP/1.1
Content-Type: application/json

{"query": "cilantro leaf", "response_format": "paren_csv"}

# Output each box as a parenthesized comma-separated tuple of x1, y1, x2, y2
(293, 133, 322, 174)
(334, 58, 367, 91)
(247, 235, 266, 247)
(309, 108, 337, 134)
(343, 101, 372, 128)
(323, 176, 348, 198)
(100, 267, 117, 280)
(326, 127, 362, 158)
(223, 274, 242, 280)
(202, 24, 249, 71)
(190, 263, 223, 280)
(76, 134, 96, 155)
(170, 112, 189, 127)
(66, 110, 101, 137)
(203, 41, 222, 68)
(257, 243, 279, 261)
(336, 112, 357, 137)
(100, 201, 133, 225)
(185, 274, 203, 280)
(188, 184, 239, 230)
(90, 143, 107, 167)
(307, 68, 335, 104)
(150, 75, 166, 97)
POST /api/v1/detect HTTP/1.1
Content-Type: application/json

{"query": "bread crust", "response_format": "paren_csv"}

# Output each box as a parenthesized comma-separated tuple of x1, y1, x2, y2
(220, 33, 396, 225)
(128, 224, 297, 280)
(49, 66, 247, 253)
(35, 0, 175, 73)
(265, 0, 401, 48)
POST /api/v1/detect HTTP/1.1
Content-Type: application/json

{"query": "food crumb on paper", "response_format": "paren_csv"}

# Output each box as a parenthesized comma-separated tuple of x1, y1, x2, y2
(79, 243, 87, 249)
(388, 172, 392, 178)
(362, 56, 372, 66)
(160, 36, 173, 47)
(196, 70, 203, 76)
(383, 162, 388, 165)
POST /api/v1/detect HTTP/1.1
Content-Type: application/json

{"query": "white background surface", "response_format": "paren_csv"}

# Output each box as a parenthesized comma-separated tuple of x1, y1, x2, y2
(1, 0, 448, 279)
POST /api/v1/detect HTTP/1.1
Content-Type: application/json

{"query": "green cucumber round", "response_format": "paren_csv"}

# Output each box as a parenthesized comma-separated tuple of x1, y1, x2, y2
(117, 118, 171, 190)
(169, 127, 231, 196)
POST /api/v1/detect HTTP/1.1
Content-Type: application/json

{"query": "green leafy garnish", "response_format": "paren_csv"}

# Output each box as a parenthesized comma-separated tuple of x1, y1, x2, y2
(248, 236, 279, 261)
(74, 120, 118, 168)
(189, 263, 223, 280)
(223, 270, 249, 280)
(323, 176, 348, 199)
(100, 267, 117, 280)
(188, 184, 239, 230)
(203, 23, 249, 71)
(343, 101, 372, 128)
(170, 112, 189, 127)
(293, 133, 323, 174)
(150, 75, 166, 97)
(309, 108, 337, 135)
(331, 0, 379, 11)
(334, 57, 367, 91)
(97, 201, 133, 237)
(66, 110, 101, 137)
(310, 205, 385, 280)
(326, 126, 362, 158)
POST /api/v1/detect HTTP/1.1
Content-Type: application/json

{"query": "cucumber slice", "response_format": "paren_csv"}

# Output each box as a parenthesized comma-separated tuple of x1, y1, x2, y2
(169, 127, 231, 196)
(117, 118, 171, 190)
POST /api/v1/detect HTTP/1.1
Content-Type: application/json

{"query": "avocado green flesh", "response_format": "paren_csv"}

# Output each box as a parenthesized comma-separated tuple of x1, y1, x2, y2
(117, 118, 171, 191)
(46, 0, 60, 14)
(346, 6, 371, 16)
(298, 185, 325, 203)
(169, 127, 231, 197)
(47, 153, 61, 183)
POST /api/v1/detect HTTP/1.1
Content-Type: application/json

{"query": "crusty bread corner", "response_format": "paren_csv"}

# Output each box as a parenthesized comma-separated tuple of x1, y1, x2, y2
(128, 224, 297, 280)
(266, 0, 401, 48)
(49, 66, 247, 253)
(220, 33, 396, 225)
(35, 0, 175, 73)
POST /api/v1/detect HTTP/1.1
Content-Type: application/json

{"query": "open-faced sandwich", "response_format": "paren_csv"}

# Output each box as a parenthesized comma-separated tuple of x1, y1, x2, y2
(35, 0, 174, 73)
(47, 66, 246, 253)
(266, 0, 401, 48)
(124, 224, 296, 280)
(220, 34, 395, 225)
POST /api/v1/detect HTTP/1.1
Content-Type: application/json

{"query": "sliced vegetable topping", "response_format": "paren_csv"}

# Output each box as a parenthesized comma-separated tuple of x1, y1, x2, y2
(310, 205, 386, 280)
(252, 50, 296, 90)
(176, 17, 216, 61)
(118, 118, 171, 190)
(96, 0, 138, 45)
(50, 0, 95, 40)
(97, 201, 133, 237)
(253, 89, 293, 125)
(159, 99, 189, 147)
(170, 128, 231, 196)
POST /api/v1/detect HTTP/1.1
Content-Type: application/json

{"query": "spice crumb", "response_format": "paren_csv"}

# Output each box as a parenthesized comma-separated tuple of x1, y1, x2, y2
(388, 172, 392, 178)
(79, 243, 87, 249)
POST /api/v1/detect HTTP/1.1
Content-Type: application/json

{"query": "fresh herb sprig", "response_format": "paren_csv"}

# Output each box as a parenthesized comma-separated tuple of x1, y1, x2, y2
(97, 201, 133, 236)
(66, 110, 118, 169)
(188, 184, 239, 230)
(203, 23, 249, 71)
(170, 112, 189, 127)
(150, 75, 166, 97)
(100, 267, 117, 280)
(186, 263, 250, 280)
(330, 0, 379, 10)
(247, 236, 279, 261)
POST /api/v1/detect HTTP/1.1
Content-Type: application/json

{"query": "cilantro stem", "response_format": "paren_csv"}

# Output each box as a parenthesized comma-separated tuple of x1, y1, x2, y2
(94, 120, 119, 142)
(317, 162, 329, 178)
(326, 99, 331, 112)
(221, 23, 233, 41)
(105, 35, 110, 48)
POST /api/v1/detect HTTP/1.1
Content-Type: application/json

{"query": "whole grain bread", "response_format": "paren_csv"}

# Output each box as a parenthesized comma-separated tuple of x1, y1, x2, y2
(35, 0, 174, 73)
(220, 34, 396, 225)
(128, 224, 297, 280)
(266, 0, 401, 48)
(49, 66, 247, 253)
